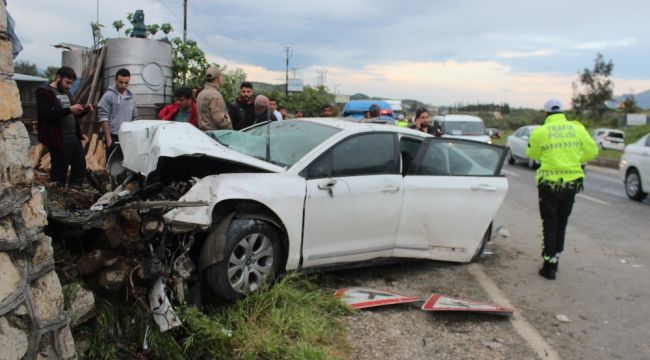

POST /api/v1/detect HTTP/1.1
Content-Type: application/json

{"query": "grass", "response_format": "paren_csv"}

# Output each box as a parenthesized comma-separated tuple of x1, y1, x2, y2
(79, 274, 352, 359)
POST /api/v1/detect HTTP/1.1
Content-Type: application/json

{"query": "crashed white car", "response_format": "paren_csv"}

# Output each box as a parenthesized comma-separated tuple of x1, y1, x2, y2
(106, 119, 508, 302)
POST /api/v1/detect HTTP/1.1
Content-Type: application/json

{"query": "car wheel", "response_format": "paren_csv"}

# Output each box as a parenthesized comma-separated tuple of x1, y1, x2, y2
(506, 149, 515, 165)
(625, 169, 647, 201)
(204, 219, 282, 302)
(471, 224, 491, 262)
(599, 142, 605, 150)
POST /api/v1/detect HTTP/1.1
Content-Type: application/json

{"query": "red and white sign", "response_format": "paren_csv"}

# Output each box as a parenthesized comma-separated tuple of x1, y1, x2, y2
(334, 287, 421, 309)
(421, 294, 513, 315)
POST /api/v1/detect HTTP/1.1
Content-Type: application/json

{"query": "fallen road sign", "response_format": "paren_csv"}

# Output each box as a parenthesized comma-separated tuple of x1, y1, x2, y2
(334, 287, 421, 309)
(421, 293, 513, 316)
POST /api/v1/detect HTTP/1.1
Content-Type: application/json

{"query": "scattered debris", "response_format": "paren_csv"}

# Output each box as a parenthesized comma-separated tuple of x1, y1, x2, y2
(556, 314, 571, 323)
(497, 228, 511, 238)
(620, 259, 628, 264)
(481, 339, 503, 350)
(334, 287, 421, 309)
(421, 294, 513, 316)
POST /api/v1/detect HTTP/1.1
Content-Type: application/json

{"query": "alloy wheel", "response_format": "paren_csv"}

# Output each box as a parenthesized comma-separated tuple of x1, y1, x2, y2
(227, 232, 275, 294)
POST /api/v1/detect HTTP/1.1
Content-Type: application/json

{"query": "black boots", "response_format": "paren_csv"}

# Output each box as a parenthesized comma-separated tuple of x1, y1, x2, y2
(539, 261, 557, 280)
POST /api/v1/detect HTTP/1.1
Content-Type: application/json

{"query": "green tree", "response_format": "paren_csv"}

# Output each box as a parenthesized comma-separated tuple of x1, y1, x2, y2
(13, 60, 39, 76)
(219, 66, 247, 103)
(571, 53, 614, 124)
(90, 21, 105, 47)
(146, 24, 160, 37)
(621, 96, 640, 113)
(161, 23, 173, 35)
(43, 66, 58, 81)
(171, 37, 209, 88)
(112, 20, 124, 35)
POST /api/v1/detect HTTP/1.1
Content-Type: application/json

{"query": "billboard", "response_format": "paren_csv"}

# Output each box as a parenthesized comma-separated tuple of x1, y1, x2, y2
(287, 79, 304, 92)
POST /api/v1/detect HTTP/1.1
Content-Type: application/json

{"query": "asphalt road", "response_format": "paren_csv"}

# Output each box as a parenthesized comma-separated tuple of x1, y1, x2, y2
(485, 163, 650, 359)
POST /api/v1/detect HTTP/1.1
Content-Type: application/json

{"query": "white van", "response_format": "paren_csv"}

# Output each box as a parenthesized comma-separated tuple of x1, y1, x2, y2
(432, 114, 491, 143)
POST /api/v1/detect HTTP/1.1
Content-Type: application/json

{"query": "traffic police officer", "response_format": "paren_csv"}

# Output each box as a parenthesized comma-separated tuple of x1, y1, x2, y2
(526, 99, 598, 280)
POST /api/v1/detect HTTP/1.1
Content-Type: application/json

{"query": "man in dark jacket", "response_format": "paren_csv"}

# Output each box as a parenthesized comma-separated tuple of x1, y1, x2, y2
(35, 66, 92, 188)
(228, 81, 256, 130)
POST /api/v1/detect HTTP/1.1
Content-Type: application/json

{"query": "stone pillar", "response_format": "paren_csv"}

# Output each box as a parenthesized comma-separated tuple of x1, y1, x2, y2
(0, 3, 76, 359)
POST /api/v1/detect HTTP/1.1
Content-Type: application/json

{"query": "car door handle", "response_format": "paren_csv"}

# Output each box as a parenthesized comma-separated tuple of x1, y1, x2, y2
(471, 184, 497, 192)
(381, 185, 400, 193)
(318, 179, 337, 190)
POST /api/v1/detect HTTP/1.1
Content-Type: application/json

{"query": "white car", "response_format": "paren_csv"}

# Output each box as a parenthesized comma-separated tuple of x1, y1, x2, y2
(107, 119, 508, 301)
(619, 133, 650, 201)
(592, 128, 625, 151)
(432, 114, 491, 143)
(506, 125, 540, 168)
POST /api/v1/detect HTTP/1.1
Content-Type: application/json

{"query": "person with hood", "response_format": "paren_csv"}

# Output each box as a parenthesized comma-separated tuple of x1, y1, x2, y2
(98, 68, 137, 157)
(158, 86, 198, 127)
(228, 81, 256, 130)
(35, 66, 92, 188)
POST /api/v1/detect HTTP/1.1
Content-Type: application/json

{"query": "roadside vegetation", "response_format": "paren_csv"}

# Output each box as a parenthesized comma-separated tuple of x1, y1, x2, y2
(79, 275, 351, 359)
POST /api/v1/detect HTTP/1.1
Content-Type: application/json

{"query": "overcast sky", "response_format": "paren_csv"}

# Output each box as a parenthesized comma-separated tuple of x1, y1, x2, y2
(9, 0, 650, 108)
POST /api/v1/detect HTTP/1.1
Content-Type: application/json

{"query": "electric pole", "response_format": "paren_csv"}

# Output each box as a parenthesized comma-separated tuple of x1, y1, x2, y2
(183, 0, 188, 44)
(284, 46, 292, 96)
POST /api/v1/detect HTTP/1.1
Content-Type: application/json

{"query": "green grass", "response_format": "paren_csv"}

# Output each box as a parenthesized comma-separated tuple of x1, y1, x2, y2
(79, 275, 352, 359)
(624, 124, 650, 144)
(182, 274, 352, 359)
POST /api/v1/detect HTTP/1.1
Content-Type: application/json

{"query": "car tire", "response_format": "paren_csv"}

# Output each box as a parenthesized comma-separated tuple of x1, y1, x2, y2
(204, 219, 283, 302)
(471, 224, 491, 262)
(506, 149, 515, 165)
(625, 169, 647, 201)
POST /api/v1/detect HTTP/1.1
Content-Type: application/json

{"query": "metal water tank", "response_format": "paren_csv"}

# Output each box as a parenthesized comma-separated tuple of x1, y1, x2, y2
(102, 38, 173, 119)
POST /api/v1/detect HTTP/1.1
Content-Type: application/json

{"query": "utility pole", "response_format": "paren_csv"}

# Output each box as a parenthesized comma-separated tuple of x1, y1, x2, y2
(316, 70, 327, 87)
(284, 46, 292, 96)
(183, 0, 188, 44)
(96, 0, 99, 23)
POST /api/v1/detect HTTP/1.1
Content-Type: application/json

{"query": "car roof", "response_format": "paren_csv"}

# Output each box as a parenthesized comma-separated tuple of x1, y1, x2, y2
(594, 128, 624, 133)
(434, 114, 484, 122)
(298, 117, 429, 136)
(342, 100, 392, 110)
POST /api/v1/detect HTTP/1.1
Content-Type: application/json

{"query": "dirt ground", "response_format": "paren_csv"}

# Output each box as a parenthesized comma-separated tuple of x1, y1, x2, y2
(317, 251, 539, 360)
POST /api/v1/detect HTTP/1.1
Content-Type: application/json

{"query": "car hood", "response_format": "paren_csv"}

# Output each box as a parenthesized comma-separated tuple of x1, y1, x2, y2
(118, 120, 285, 176)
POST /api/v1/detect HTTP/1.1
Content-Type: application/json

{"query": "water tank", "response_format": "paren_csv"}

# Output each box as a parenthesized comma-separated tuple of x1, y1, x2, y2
(102, 38, 173, 119)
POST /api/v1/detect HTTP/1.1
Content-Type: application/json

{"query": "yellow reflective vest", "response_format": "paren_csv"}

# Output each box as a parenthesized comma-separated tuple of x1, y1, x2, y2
(526, 113, 598, 183)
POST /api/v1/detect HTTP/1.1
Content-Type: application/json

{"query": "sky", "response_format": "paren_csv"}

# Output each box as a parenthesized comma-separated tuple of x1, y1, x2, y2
(8, 0, 650, 108)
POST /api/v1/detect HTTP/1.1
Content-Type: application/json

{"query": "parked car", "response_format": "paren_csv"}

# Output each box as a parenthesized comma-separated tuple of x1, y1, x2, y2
(432, 114, 491, 143)
(592, 128, 625, 150)
(99, 119, 508, 302)
(619, 133, 650, 201)
(486, 128, 501, 139)
(506, 125, 540, 168)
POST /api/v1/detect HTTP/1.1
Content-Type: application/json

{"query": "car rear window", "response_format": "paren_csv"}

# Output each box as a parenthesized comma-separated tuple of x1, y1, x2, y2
(607, 132, 624, 139)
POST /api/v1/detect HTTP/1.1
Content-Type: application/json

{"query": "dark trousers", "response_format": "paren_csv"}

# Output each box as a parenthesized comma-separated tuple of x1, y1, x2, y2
(538, 184, 577, 261)
(49, 135, 86, 187)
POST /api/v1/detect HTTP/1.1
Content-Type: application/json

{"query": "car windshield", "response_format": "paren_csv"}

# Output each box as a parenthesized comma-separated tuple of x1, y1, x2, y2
(442, 121, 486, 136)
(207, 120, 341, 167)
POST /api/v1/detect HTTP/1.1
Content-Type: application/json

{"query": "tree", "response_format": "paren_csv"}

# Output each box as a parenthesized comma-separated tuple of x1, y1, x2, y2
(112, 20, 124, 35)
(43, 66, 58, 81)
(171, 37, 209, 88)
(571, 53, 614, 124)
(13, 60, 39, 76)
(146, 24, 160, 37)
(90, 21, 105, 47)
(621, 96, 640, 113)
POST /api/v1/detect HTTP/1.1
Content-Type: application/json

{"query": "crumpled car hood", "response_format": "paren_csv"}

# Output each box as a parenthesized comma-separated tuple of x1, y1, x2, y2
(118, 121, 284, 176)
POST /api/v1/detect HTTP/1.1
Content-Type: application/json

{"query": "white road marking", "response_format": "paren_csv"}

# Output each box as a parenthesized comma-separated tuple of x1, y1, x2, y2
(576, 193, 609, 206)
(468, 264, 561, 360)
(501, 169, 520, 177)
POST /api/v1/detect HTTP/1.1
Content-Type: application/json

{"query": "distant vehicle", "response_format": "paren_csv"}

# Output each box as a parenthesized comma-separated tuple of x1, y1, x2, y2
(432, 114, 491, 143)
(486, 128, 501, 139)
(342, 100, 394, 122)
(619, 133, 650, 201)
(506, 125, 540, 168)
(591, 128, 625, 150)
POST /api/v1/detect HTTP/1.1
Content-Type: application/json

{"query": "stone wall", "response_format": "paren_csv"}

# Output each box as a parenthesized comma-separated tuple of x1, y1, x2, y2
(0, 4, 76, 359)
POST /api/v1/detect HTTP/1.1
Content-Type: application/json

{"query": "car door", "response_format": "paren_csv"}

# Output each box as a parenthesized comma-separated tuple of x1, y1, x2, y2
(642, 135, 650, 190)
(301, 133, 403, 267)
(394, 138, 508, 263)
